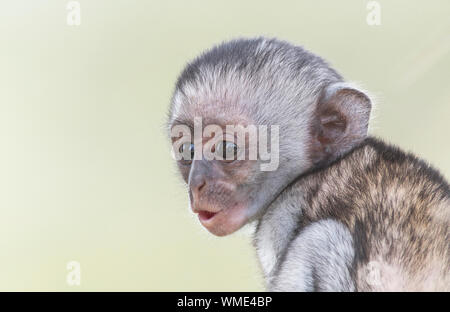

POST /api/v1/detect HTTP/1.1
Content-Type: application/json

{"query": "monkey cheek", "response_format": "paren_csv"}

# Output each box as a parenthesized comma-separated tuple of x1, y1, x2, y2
(198, 204, 248, 236)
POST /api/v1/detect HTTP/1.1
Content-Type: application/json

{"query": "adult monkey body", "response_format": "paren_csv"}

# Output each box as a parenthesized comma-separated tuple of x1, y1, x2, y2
(168, 38, 449, 291)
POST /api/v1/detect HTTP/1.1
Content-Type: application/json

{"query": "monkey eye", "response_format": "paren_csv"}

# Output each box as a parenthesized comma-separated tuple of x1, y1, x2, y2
(216, 141, 238, 162)
(179, 142, 194, 163)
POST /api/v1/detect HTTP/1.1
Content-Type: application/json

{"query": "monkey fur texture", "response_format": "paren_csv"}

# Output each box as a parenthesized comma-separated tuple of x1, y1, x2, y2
(168, 37, 449, 291)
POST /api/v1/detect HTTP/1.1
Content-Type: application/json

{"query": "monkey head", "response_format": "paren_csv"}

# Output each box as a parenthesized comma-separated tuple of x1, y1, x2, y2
(167, 38, 372, 236)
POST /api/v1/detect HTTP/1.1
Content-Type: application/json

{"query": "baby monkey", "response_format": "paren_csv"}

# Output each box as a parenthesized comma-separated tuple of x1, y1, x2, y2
(167, 37, 449, 291)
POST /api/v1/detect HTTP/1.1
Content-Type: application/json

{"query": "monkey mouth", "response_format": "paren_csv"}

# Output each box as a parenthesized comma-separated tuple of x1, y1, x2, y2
(197, 210, 218, 222)
(194, 204, 248, 236)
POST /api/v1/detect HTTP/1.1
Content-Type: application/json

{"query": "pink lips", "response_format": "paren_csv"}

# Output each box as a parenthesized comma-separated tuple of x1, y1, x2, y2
(197, 210, 218, 222)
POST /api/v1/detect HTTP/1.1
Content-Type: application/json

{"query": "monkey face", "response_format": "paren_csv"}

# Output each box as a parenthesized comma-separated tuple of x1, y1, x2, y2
(171, 122, 261, 236)
(168, 38, 372, 237)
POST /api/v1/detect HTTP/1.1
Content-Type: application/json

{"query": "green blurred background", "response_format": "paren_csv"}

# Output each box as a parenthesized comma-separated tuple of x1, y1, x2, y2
(0, 0, 448, 291)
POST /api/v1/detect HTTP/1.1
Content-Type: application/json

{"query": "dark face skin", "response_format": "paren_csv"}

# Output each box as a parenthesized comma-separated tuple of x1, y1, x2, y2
(172, 119, 259, 236)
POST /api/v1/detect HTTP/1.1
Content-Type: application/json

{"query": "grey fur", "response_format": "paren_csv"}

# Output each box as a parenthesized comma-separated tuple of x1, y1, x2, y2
(269, 219, 355, 291)
(168, 37, 450, 291)
(254, 137, 450, 291)
(168, 37, 349, 225)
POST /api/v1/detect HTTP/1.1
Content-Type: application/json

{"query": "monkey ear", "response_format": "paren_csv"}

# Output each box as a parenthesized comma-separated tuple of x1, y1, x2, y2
(310, 82, 372, 165)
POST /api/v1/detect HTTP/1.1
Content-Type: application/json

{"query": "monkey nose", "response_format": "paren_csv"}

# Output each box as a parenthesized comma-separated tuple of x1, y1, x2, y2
(190, 176, 206, 201)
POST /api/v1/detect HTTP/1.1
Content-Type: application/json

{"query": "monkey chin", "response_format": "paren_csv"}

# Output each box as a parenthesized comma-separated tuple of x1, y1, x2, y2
(196, 204, 248, 236)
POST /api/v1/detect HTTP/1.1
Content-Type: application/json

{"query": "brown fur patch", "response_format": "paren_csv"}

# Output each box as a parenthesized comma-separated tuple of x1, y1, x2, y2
(294, 137, 449, 291)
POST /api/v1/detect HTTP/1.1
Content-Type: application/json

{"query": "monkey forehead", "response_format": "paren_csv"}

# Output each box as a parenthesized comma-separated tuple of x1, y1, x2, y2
(169, 94, 255, 128)
(170, 114, 253, 132)
(168, 37, 344, 131)
(170, 74, 253, 110)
